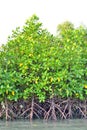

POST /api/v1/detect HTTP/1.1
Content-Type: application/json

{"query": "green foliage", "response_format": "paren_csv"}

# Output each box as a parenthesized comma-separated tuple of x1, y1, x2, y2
(0, 15, 87, 103)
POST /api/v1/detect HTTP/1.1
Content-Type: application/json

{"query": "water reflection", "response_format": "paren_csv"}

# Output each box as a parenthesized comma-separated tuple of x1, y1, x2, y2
(0, 119, 87, 130)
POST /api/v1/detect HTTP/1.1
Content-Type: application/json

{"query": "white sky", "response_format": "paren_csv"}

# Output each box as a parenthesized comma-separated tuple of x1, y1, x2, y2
(0, 0, 87, 45)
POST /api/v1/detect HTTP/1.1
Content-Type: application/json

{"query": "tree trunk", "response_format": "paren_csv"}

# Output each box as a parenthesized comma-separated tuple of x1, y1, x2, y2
(5, 98, 8, 120)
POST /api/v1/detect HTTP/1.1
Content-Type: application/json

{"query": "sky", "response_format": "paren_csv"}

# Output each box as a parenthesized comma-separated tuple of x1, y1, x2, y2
(0, 0, 87, 45)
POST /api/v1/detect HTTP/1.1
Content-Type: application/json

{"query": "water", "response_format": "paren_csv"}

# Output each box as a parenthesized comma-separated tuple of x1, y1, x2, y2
(0, 119, 87, 130)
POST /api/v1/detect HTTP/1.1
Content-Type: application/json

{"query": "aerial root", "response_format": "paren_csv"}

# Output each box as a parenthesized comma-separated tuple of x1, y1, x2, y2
(1, 98, 87, 120)
(44, 98, 66, 120)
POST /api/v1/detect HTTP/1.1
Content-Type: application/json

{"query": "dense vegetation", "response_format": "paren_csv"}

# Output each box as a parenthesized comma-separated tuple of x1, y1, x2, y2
(0, 15, 87, 120)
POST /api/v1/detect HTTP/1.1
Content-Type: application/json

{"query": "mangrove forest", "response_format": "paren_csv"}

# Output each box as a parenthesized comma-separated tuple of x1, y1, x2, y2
(0, 15, 87, 121)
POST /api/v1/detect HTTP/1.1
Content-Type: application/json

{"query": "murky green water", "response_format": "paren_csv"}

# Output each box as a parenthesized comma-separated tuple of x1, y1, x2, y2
(0, 119, 87, 130)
